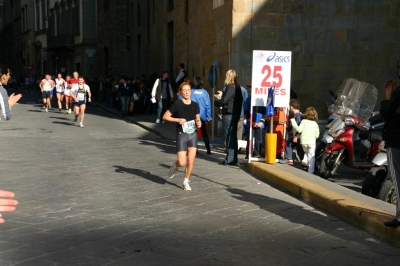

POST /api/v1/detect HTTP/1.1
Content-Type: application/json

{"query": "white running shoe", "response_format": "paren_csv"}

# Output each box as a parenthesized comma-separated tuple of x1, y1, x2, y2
(80, 122, 84, 128)
(66, 110, 69, 114)
(181, 182, 192, 191)
(45, 108, 48, 113)
(168, 162, 177, 178)
(68, 109, 71, 114)
(156, 119, 160, 124)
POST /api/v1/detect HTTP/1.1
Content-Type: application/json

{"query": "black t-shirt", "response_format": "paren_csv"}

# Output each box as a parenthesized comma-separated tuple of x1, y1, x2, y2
(169, 100, 200, 133)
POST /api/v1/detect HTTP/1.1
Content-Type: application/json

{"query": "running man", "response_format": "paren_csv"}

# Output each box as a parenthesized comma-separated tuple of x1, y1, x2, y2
(66, 71, 81, 114)
(40, 74, 55, 113)
(70, 76, 91, 128)
(163, 82, 201, 191)
(55, 73, 66, 111)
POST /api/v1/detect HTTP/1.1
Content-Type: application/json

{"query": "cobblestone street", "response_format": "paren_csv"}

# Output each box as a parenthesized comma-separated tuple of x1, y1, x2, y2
(0, 96, 399, 265)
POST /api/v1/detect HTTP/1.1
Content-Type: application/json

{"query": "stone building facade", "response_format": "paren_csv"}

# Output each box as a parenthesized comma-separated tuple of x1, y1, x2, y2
(96, 0, 132, 78)
(102, 0, 400, 116)
(46, 0, 97, 78)
(21, 0, 36, 78)
(0, 0, 23, 79)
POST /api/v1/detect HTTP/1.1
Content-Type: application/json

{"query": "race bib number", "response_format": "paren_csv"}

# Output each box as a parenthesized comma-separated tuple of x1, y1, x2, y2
(77, 93, 85, 101)
(182, 120, 196, 134)
(56, 85, 62, 92)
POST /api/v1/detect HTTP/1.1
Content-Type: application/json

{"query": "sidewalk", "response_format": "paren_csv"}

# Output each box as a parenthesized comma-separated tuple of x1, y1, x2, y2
(95, 102, 400, 247)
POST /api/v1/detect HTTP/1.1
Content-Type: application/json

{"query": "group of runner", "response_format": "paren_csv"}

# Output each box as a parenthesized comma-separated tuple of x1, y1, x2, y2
(39, 71, 91, 128)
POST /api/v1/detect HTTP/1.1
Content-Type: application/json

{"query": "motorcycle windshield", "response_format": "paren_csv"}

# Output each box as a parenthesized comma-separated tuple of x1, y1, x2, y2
(334, 78, 378, 125)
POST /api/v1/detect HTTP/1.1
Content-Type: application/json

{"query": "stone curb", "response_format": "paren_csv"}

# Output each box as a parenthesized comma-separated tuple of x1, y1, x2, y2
(247, 162, 400, 247)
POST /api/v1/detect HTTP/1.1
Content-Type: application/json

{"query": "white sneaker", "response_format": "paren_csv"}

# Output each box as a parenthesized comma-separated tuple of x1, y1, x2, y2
(80, 122, 84, 128)
(156, 119, 160, 124)
(66, 110, 69, 114)
(181, 182, 191, 191)
(45, 108, 48, 113)
(68, 109, 71, 114)
(168, 162, 177, 178)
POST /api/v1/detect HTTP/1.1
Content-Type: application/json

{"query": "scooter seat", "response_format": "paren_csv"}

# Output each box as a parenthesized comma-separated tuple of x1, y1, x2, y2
(368, 132, 382, 143)
(358, 130, 370, 140)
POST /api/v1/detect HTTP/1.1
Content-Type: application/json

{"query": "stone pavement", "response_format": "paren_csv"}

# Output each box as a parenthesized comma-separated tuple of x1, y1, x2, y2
(97, 101, 400, 246)
(0, 93, 399, 265)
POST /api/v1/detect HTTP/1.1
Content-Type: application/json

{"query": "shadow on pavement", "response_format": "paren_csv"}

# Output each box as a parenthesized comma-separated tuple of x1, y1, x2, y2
(52, 121, 74, 126)
(113, 165, 181, 189)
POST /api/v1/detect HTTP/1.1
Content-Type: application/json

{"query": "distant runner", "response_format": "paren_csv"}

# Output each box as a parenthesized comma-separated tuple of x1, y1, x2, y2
(55, 73, 66, 111)
(40, 74, 55, 113)
(64, 75, 72, 113)
(70, 76, 91, 128)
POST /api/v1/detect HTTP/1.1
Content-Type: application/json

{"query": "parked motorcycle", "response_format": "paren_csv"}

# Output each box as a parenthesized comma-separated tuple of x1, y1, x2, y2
(315, 90, 338, 161)
(318, 78, 382, 179)
(361, 140, 397, 205)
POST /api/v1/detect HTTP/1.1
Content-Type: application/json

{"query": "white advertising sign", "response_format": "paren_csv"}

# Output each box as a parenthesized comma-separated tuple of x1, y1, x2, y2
(251, 50, 292, 108)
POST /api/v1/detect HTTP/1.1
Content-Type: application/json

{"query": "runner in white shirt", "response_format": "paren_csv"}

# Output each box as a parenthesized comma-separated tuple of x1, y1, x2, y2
(70, 76, 91, 128)
(55, 73, 66, 111)
(40, 74, 55, 113)
(63, 75, 72, 113)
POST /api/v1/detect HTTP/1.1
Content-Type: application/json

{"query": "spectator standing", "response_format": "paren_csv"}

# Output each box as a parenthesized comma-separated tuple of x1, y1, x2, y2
(238, 84, 249, 140)
(290, 107, 319, 173)
(118, 76, 133, 116)
(381, 61, 400, 228)
(190, 77, 212, 154)
(214, 69, 243, 166)
(151, 71, 174, 124)
(175, 63, 186, 92)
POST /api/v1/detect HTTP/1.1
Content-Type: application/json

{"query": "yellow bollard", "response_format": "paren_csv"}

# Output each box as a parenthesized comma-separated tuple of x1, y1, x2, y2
(265, 133, 277, 164)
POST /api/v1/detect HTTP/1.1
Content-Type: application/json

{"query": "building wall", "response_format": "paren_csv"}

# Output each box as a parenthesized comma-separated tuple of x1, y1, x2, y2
(96, 0, 131, 77)
(0, 0, 23, 79)
(231, 0, 400, 114)
(118, 0, 234, 91)
(122, 0, 400, 116)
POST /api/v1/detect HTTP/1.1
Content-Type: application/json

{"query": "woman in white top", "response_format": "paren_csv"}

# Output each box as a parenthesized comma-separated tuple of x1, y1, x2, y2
(63, 75, 72, 113)
(55, 73, 66, 111)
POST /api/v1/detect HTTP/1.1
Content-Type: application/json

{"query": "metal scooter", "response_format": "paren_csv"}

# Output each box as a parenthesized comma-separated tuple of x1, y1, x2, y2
(318, 78, 382, 179)
(361, 140, 397, 205)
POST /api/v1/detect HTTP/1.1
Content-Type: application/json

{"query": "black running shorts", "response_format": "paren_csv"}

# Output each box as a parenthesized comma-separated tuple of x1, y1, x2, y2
(176, 131, 198, 152)
(42, 91, 50, 99)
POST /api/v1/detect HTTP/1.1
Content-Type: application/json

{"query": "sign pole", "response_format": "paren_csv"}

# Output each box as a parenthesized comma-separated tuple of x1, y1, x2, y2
(211, 63, 215, 141)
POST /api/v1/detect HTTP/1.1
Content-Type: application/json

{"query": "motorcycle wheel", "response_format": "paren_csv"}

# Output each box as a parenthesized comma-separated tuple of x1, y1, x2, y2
(319, 152, 334, 179)
(378, 179, 396, 205)
(361, 166, 387, 197)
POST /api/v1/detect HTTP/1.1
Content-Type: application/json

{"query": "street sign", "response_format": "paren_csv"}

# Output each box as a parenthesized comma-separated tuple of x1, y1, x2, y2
(251, 50, 292, 108)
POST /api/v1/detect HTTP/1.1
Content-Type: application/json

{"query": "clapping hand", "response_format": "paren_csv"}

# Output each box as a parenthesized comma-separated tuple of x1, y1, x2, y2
(0, 190, 18, 224)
